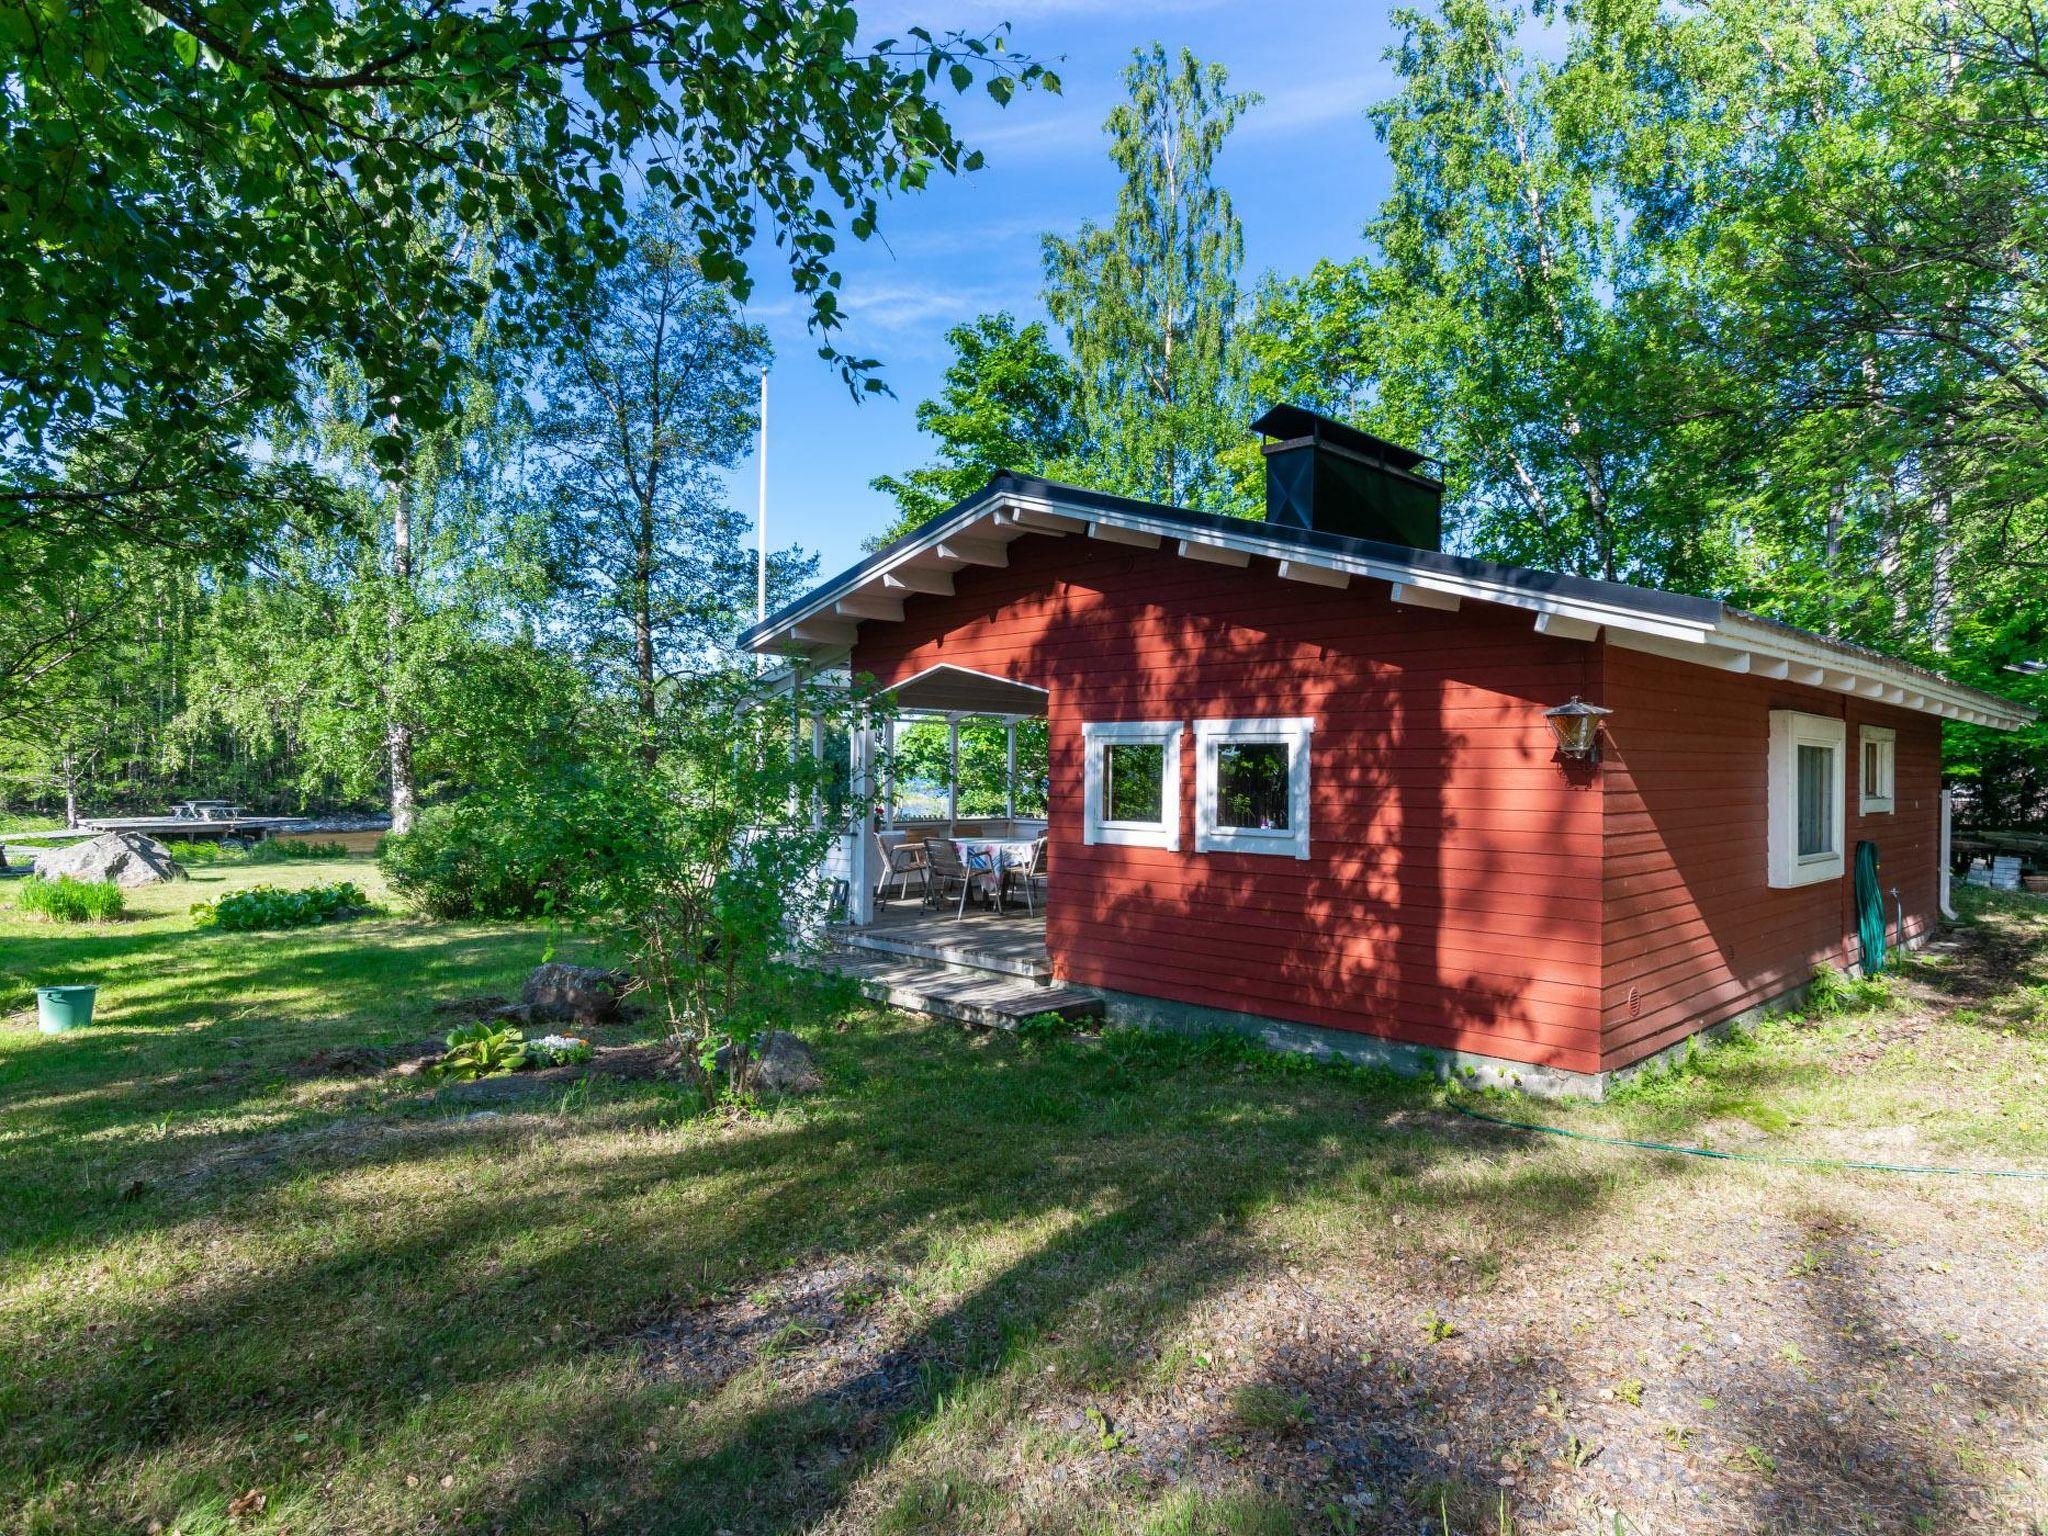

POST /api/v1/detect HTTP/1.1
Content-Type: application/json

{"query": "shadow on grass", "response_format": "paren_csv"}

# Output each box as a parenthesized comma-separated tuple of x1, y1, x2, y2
(7, 901, 2044, 1532)
(4, 1011, 1667, 1536)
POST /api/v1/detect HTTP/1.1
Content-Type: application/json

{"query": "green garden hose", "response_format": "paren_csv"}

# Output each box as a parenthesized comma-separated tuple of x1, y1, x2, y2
(1448, 1102, 2048, 1181)
(1854, 838, 1887, 976)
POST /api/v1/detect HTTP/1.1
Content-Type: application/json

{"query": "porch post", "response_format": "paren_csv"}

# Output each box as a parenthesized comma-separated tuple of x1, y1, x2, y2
(1005, 720, 1017, 820)
(881, 716, 896, 825)
(848, 713, 875, 925)
(1940, 788, 1957, 920)
(947, 715, 959, 830)
(810, 712, 825, 829)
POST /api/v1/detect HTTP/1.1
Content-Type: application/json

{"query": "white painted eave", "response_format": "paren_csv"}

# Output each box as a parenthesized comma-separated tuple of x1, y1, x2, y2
(744, 487, 2034, 733)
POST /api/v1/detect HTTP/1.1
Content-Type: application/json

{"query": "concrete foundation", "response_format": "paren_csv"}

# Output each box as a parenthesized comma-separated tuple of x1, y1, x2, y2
(1090, 919, 1939, 1100)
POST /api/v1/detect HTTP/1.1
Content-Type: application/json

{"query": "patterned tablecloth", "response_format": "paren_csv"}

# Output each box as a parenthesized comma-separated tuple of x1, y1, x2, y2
(953, 838, 1038, 874)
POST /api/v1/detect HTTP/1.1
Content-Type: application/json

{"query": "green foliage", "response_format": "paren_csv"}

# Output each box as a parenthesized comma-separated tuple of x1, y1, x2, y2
(527, 1034, 595, 1068)
(1804, 964, 1893, 1020)
(381, 803, 577, 922)
(2, 0, 1057, 503)
(1043, 46, 1262, 514)
(1228, 1382, 1314, 1437)
(1014, 1011, 1087, 1048)
(868, 313, 1082, 546)
(567, 669, 875, 1101)
(162, 839, 349, 865)
(433, 1022, 529, 1082)
(192, 882, 369, 933)
(532, 209, 792, 720)
(16, 876, 124, 924)
(887, 717, 1049, 819)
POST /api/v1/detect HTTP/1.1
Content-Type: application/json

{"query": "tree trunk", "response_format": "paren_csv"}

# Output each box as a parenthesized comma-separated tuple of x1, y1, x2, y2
(635, 493, 658, 768)
(386, 471, 418, 836)
(61, 751, 79, 828)
(1823, 488, 1845, 638)
(1929, 476, 1954, 654)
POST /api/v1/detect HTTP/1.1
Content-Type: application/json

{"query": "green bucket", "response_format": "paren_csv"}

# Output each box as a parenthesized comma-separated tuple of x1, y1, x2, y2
(36, 985, 97, 1034)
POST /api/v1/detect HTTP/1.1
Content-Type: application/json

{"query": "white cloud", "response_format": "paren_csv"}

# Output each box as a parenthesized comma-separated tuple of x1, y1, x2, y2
(1239, 68, 1394, 138)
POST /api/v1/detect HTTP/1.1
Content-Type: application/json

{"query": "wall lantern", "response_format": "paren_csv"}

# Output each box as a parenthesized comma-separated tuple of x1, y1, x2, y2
(1543, 695, 1613, 763)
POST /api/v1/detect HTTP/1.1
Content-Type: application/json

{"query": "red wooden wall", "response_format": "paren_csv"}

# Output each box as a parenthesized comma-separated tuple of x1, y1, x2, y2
(1597, 645, 1943, 1071)
(854, 534, 1611, 1075)
(851, 532, 1948, 1078)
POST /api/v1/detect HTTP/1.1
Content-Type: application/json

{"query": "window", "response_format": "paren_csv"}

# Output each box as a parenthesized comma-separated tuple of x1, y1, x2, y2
(1767, 710, 1845, 887)
(1860, 725, 1896, 814)
(1194, 717, 1314, 859)
(1082, 721, 1182, 849)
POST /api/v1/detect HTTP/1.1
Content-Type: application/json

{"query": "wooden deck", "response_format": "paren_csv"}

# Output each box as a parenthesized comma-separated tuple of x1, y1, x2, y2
(829, 900, 1050, 981)
(813, 950, 1100, 1031)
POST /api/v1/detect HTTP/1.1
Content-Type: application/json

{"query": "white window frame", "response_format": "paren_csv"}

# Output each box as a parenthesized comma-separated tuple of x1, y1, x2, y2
(1859, 725, 1897, 815)
(1194, 716, 1314, 860)
(1767, 710, 1846, 888)
(1082, 721, 1182, 850)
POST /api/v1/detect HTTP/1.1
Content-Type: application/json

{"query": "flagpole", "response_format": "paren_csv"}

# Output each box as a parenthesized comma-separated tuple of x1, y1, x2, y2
(755, 368, 769, 631)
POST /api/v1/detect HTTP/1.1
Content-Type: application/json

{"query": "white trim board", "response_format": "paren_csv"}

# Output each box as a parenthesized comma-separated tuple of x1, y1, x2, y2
(745, 485, 2033, 732)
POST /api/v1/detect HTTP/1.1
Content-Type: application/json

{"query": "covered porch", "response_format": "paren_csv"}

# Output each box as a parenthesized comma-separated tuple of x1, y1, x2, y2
(846, 663, 1053, 942)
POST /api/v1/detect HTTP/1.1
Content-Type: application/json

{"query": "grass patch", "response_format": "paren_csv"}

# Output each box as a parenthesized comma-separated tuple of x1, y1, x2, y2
(15, 875, 124, 924)
(0, 867, 2043, 1533)
(1227, 1381, 1314, 1437)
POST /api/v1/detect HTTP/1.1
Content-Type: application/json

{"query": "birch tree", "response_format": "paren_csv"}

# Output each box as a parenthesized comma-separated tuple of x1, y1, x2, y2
(532, 212, 792, 750)
(1042, 46, 1260, 513)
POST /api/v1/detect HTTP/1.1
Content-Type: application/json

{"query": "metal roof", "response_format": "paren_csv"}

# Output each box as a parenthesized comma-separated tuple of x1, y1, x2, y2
(1251, 404, 1439, 478)
(740, 471, 2034, 732)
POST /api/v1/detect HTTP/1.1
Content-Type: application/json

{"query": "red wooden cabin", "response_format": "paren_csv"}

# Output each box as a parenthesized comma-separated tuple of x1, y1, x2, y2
(744, 407, 2032, 1096)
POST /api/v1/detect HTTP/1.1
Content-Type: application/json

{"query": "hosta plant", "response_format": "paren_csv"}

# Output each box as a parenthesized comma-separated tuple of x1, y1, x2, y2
(433, 1023, 528, 1081)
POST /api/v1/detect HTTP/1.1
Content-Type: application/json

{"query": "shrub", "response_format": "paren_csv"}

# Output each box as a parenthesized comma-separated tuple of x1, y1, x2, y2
(163, 838, 351, 865)
(1806, 963, 1892, 1018)
(380, 803, 579, 921)
(192, 881, 369, 932)
(17, 875, 125, 923)
(434, 1022, 528, 1080)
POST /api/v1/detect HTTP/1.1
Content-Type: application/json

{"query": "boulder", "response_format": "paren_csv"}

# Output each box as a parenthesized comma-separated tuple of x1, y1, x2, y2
(519, 963, 627, 1025)
(716, 1029, 822, 1094)
(755, 1030, 822, 1094)
(34, 831, 186, 888)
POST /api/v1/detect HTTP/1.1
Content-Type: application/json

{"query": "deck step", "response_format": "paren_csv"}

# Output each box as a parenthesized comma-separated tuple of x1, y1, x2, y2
(828, 923, 1053, 983)
(816, 951, 1102, 1031)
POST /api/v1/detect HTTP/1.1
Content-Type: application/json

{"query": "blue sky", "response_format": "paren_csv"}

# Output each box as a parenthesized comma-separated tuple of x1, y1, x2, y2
(723, 0, 1409, 584)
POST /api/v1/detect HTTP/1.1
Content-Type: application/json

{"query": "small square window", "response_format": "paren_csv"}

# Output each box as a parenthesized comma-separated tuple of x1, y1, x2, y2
(1768, 710, 1845, 887)
(1860, 726, 1896, 814)
(1082, 722, 1181, 849)
(1195, 718, 1314, 859)
(1216, 742, 1292, 831)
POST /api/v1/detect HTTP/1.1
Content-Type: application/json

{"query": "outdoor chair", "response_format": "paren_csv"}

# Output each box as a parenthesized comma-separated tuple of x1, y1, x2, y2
(872, 829, 929, 905)
(923, 836, 998, 918)
(1001, 835, 1049, 915)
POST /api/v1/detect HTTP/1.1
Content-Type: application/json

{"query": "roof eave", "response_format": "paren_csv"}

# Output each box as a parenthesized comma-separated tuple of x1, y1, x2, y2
(740, 480, 2034, 732)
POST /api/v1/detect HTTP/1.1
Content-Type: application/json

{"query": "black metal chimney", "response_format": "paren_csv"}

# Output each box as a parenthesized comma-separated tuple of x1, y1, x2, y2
(1252, 404, 1444, 552)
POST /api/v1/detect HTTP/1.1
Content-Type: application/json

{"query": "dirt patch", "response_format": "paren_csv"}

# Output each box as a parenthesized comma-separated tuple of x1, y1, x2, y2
(429, 995, 514, 1022)
(290, 1040, 442, 1079)
(1018, 1200, 2048, 1535)
(641, 1260, 921, 1421)
(417, 1043, 687, 1102)
(545, 1042, 684, 1085)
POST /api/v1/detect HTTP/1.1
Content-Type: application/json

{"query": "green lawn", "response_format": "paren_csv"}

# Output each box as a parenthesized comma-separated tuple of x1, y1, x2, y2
(2, 863, 2044, 1535)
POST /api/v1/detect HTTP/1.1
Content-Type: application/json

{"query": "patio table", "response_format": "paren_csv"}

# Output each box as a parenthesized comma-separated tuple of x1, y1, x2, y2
(951, 837, 1039, 912)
